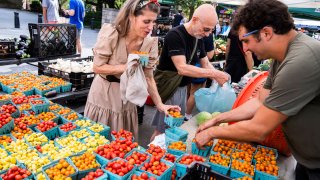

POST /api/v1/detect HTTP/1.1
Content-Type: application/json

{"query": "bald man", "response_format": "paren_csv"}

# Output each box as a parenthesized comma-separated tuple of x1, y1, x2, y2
(151, 4, 229, 141)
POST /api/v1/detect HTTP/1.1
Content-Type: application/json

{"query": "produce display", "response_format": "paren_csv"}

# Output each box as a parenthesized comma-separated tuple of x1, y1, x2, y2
(30, 99, 45, 105)
(18, 103, 32, 111)
(231, 150, 253, 163)
(140, 156, 170, 176)
(104, 158, 134, 176)
(37, 112, 58, 122)
(27, 95, 42, 99)
(167, 110, 183, 118)
(236, 177, 253, 180)
(44, 159, 75, 180)
(213, 38, 227, 60)
(0, 72, 283, 180)
(70, 128, 92, 139)
(0, 156, 16, 172)
(63, 112, 80, 121)
(11, 91, 24, 97)
(125, 150, 149, 166)
(56, 107, 72, 115)
(81, 169, 105, 180)
(231, 159, 255, 177)
(75, 119, 93, 127)
(0, 112, 12, 128)
(24, 132, 48, 146)
(196, 111, 220, 125)
(0, 148, 8, 159)
(48, 58, 93, 73)
(71, 152, 100, 171)
(209, 152, 231, 167)
(12, 96, 29, 104)
(163, 153, 177, 163)
(36, 121, 57, 132)
(36, 141, 59, 155)
(168, 141, 186, 151)
(60, 122, 77, 132)
(11, 126, 33, 139)
(178, 154, 206, 165)
(146, 144, 166, 159)
(1, 166, 32, 180)
(82, 134, 109, 150)
(0, 135, 13, 145)
(24, 156, 51, 174)
(95, 139, 138, 160)
(111, 129, 134, 140)
(14, 115, 40, 126)
(1, 104, 17, 116)
(0, 94, 11, 101)
(2, 139, 29, 153)
(49, 104, 61, 111)
(0, 36, 31, 59)
(0, 72, 72, 97)
(255, 161, 279, 176)
(88, 123, 105, 133)
(131, 172, 156, 180)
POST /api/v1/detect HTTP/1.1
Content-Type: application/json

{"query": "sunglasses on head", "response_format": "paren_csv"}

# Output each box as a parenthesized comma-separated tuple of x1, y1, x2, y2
(138, 0, 160, 8)
(243, 29, 260, 37)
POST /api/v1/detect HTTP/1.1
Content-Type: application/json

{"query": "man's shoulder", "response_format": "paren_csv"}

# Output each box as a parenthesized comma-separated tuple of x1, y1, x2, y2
(69, 0, 76, 5)
(166, 26, 186, 38)
(289, 33, 320, 60)
(292, 33, 320, 49)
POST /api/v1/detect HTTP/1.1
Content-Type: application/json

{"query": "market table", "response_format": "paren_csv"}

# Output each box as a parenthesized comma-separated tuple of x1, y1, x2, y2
(0, 54, 80, 66)
(179, 116, 296, 179)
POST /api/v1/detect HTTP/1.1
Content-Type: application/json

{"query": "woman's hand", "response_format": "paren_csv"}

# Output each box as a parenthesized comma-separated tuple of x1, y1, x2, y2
(156, 103, 181, 115)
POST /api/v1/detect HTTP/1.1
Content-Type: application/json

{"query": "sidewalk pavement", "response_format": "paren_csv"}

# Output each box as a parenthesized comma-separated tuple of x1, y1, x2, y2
(0, 8, 97, 58)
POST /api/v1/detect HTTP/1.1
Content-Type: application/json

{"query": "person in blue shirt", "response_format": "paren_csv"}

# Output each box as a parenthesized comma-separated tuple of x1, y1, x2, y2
(64, 0, 85, 55)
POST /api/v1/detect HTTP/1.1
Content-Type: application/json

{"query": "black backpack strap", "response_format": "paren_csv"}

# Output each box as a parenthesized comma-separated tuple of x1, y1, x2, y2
(173, 27, 198, 65)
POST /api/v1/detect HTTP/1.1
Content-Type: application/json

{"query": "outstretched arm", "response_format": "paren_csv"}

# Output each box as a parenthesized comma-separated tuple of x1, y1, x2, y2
(197, 88, 270, 132)
(144, 68, 181, 115)
(195, 104, 287, 148)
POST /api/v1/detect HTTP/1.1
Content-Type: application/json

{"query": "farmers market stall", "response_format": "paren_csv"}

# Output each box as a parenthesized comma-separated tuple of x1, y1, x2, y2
(179, 116, 296, 179)
(0, 67, 300, 180)
(149, 108, 296, 179)
(0, 23, 91, 110)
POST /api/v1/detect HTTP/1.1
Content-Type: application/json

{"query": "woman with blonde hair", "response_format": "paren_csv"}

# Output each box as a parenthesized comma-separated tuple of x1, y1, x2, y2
(84, 0, 179, 139)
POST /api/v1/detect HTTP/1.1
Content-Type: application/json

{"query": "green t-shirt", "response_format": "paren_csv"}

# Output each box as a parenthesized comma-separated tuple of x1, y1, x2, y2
(264, 32, 320, 169)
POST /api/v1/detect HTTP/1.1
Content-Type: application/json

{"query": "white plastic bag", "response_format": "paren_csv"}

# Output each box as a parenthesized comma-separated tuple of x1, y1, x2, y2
(194, 80, 236, 113)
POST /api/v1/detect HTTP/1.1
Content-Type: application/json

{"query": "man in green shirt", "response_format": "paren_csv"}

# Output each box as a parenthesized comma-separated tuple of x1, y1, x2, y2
(195, 0, 320, 179)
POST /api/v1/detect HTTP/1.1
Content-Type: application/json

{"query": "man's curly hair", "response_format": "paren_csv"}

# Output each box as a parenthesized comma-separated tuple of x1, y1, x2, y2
(233, 0, 295, 35)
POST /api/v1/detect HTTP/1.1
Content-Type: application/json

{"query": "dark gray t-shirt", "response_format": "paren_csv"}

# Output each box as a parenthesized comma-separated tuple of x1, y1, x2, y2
(264, 32, 320, 169)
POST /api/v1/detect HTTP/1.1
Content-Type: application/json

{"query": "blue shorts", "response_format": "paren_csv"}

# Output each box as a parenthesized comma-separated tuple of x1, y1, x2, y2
(76, 29, 83, 39)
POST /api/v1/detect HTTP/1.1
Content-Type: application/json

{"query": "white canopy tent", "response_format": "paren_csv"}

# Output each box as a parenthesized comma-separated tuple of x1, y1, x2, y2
(294, 17, 320, 26)
(204, 0, 320, 8)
